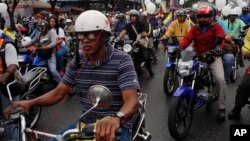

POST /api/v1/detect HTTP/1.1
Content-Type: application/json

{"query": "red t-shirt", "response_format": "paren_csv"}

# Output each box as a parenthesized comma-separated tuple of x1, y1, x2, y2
(180, 23, 225, 54)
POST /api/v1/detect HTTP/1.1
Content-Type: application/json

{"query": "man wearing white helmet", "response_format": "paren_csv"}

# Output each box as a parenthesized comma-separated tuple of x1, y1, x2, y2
(223, 9, 245, 39)
(4, 10, 140, 141)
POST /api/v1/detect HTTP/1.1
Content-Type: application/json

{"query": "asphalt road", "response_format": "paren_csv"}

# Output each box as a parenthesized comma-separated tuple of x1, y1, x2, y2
(35, 49, 250, 141)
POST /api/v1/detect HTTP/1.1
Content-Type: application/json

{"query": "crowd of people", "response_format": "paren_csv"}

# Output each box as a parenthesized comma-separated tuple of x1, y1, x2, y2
(0, 1, 249, 141)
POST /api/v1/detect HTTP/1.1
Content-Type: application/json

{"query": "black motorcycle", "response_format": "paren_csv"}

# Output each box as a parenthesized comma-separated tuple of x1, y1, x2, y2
(113, 37, 154, 76)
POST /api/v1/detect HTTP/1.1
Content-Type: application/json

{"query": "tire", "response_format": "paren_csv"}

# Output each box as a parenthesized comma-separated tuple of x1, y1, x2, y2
(26, 94, 41, 128)
(163, 68, 179, 97)
(168, 96, 194, 140)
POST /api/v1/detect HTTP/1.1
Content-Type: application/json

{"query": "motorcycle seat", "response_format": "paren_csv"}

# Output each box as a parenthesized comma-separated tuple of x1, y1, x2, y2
(22, 71, 39, 86)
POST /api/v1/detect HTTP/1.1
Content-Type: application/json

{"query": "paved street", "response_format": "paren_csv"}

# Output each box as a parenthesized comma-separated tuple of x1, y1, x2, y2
(35, 49, 250, 141)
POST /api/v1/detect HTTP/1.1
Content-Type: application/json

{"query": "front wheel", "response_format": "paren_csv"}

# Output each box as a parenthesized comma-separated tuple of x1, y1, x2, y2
(168, 96, 194, 140)
(163, 68, 179, 97)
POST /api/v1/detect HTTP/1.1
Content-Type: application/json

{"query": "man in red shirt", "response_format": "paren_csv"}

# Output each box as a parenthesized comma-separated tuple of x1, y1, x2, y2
(179, 5, 227, 121)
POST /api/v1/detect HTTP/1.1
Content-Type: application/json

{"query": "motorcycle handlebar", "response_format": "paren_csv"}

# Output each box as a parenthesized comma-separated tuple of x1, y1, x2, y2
(8, 108, 122, 141)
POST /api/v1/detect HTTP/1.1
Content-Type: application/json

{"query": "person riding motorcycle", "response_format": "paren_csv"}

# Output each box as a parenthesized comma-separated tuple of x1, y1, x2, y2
(179, 5, 227, 120)
(118, 9, 147, 42)
(161, 9, 192, 43)
(114, 13, 128, 33)
(4, 10, 140, 141)
(118, 9, 153, 75)
(23, 20, 61, 85)
(140, 12, 157, 64)
(224, 9, 245, 39)
(228, 27, 250, 119)
(238, 7, 250, 25)
(0, 36, 19, 140)
(161, 9, 192, 62)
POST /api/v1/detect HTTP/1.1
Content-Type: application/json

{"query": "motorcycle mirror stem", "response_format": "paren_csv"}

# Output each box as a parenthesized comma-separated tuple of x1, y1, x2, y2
(79, 97, 100, 120)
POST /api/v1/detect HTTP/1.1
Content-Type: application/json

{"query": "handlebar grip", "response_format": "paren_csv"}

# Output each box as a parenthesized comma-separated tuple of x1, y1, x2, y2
(82, 124, 95, 136)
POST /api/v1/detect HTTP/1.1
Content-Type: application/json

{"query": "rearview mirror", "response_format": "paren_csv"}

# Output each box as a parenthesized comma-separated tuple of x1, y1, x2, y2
(87, 85, 112, 108)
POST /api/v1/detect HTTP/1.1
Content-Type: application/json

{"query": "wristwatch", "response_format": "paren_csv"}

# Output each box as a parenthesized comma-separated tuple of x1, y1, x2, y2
(114, 111, 125, 121)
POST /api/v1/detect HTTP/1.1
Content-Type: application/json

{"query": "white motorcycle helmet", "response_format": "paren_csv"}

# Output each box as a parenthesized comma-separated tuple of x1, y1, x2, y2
(21, 36, 32, 47)
(66, 19, 72, 23)
(75, 10, 111, 33)
(229, 9, 239, 16)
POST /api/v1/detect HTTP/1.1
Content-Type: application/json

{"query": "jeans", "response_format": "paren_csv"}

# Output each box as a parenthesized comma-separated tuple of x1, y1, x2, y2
(222, 53, 235, 83)
(56, 44, 69, 72)
(49, 120, 132, 141)
(48, 53, 61, 83)
(0, 93, 20, 141)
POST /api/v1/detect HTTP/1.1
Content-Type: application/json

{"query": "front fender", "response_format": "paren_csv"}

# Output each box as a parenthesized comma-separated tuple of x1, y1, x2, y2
(173, 86, 195, 99)
(166, 62, 175, 68)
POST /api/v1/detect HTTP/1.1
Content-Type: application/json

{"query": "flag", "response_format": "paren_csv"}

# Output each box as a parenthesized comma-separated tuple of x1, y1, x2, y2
(16, 23, 26, 32)
(163, 12, 174, 27)
(0, 28, 16, 42)
(161, 1, 167, 13)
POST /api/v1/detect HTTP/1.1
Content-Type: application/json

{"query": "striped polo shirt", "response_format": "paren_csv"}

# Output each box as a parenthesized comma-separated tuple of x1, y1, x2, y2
(62, 44, 140, 128)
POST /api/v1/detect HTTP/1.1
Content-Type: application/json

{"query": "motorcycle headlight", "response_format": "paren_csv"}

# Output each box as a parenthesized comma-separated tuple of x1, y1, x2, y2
(18, 55, 25, 62)
(123, 44, 132, 53)
(168, 46, 178, 53)
(177, 59, 193, 77)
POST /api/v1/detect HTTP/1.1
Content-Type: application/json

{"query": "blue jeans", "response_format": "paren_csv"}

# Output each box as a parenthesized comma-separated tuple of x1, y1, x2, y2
(222, 53, 235, 83)
(48, 53, 61, 83)
(0, 93, 20, 141)
(49, 120, 132, 141)
(56, 44, 69, 72)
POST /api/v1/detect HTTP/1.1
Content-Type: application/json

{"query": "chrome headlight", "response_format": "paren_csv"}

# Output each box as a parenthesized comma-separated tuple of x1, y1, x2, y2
(18, 55, 25, 62)
(177, 59, 193, 77)
(123, 44, 132, 53)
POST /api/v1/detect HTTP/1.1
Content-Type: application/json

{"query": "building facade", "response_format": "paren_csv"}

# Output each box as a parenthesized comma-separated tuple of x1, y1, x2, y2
(43, 0, 142, 12)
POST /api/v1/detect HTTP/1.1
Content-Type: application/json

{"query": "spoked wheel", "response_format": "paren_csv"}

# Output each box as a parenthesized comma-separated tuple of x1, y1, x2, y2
(26, 94, 41, 128)
(168, 96, 194, 140)
(163, 68, 179, 97)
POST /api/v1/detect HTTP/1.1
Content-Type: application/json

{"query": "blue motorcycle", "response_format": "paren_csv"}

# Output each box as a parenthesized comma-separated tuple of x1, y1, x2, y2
(18, 38, 52, 82)
(168, 49, 222, 140)
(163, 37, 181, 96)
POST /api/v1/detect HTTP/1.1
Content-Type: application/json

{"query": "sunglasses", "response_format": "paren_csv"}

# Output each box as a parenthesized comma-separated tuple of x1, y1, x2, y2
(197, 14, 212, 19)
(38, 27, 46, 30)
(77, 32, 99, 41)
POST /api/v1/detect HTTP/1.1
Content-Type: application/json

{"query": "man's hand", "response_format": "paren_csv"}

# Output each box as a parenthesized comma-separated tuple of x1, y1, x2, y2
(95, 117, 121, 141)
(3, 100, 32, 119)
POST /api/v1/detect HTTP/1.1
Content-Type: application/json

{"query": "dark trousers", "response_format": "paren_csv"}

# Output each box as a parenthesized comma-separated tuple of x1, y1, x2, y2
(235, 72, 250, 108)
